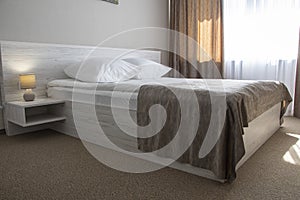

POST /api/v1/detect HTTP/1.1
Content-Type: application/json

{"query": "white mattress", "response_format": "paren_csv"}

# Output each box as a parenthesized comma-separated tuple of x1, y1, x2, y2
(47, 78, 282, 113)
(47, 86, 138, 110)
(47, 79, 144, 110)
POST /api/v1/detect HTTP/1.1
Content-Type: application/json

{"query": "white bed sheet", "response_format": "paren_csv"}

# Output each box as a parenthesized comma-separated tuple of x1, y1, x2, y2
(48, 78, 269, 91)
(47, 78, 274, 111)
(47, 86, 138, 110)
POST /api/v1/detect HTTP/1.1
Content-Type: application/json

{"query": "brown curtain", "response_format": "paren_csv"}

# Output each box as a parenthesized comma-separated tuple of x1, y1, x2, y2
(169, 0, 223, 78)
(294, 30, 300, 118)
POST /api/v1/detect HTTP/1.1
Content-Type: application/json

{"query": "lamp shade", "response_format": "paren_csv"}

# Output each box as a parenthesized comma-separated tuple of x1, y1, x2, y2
(19, 74, 36, 89)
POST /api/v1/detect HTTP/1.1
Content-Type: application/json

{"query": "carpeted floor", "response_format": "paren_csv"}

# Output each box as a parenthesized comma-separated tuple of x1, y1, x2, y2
(0, 117, 299, 200)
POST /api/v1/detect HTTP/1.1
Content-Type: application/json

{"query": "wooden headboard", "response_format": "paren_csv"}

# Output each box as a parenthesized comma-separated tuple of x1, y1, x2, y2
(0, 41, 161, 134)
(0, 41, 161, 103)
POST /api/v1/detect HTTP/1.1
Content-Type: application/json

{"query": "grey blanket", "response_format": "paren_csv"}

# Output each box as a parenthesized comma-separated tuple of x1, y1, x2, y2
(137, 80, 292, 182)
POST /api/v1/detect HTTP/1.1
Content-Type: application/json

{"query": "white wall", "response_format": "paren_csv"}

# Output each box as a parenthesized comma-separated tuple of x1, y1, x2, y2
(0, 0, 169, 48)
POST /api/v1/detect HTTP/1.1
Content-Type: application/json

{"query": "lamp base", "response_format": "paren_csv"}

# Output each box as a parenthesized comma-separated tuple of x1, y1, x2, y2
(23, 89, 35, 102)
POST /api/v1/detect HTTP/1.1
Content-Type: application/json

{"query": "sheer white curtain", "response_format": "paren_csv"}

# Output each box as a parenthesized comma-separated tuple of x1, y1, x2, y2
(223, 0, 300, 115)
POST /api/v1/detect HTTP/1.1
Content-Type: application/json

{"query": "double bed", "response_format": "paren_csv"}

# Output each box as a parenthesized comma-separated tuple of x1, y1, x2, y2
(0, 41, 292, 183)
(47, 78, 291, 183)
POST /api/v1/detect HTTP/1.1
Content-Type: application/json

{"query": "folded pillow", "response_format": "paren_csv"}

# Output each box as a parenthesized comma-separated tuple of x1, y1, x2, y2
(64, 57, 140, 83)
(122, 58, 172, 79)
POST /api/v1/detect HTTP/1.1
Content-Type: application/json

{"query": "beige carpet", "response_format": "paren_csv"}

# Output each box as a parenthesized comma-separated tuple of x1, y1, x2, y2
(0, 117, 300, 200)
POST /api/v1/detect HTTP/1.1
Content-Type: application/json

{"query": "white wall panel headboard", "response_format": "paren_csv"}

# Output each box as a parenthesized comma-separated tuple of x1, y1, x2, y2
(0, 41, 161, 134)
(0, 41, 161, 103)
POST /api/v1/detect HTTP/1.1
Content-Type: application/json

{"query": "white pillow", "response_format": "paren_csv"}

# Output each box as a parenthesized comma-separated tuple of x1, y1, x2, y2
(122, 58, 172, 79)
(64, 57, 140, 83)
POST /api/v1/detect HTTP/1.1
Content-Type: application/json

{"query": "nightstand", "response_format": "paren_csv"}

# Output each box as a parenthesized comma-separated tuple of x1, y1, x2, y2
(6, 99, 66, 127)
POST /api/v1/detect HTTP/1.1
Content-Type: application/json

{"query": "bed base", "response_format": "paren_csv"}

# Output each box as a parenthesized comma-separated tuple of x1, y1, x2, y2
(171, 103, 281, 182)
(50, 101, 281, 183)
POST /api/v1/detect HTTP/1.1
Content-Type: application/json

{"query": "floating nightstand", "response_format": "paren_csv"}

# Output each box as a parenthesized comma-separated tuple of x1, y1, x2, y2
(6, 99, 66, 127)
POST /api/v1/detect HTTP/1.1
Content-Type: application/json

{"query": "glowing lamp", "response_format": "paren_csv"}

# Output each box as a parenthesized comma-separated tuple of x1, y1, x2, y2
(19, 74, 36, 101)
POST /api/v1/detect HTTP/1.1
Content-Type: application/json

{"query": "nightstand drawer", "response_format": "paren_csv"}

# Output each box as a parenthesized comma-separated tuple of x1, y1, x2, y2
(6, 99, 66, 127)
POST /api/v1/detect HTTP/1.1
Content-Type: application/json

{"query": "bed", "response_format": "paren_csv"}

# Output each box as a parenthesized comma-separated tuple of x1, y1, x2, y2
(0, 41, 292, 183)
(47, 78, 292, 183)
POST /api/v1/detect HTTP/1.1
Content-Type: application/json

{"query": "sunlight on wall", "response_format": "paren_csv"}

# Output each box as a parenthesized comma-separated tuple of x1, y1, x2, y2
(283, 133, 300, 165)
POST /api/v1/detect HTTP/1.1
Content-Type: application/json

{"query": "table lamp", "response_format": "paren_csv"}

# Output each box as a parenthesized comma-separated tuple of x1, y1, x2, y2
(19, 73, 36, 101)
